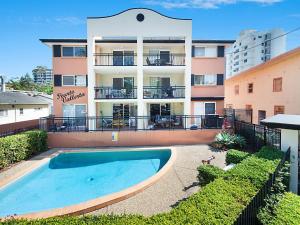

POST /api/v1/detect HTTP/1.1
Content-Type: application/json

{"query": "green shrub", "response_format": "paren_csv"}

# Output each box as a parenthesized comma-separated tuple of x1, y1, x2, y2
(224, 146, 283, 188)
(213, 131, 246, 150)
(260, 192, 300, 225)
(226, 149, 250, 165)
(0, 130, 47, 170)
(197, 165, 225, 185)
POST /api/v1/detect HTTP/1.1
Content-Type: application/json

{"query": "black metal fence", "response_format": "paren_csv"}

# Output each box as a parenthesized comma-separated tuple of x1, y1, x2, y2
(94, 53, 137, 66)
(39, 115, 224, 132)
(143, 53, 185, 66)
(95, 87, 137, 99)
(224, 108, 253, 124)
(234, 148, 290, 225)
(0, 125, 40, 138)
(234, 120, 281, 152)
(143, 86, 185, 99)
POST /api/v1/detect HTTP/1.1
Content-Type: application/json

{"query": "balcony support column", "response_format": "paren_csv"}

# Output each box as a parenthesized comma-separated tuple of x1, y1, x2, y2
(184, 35, 192, 128)
(137, 36, 145, 129)
(88, 37, 97, 130)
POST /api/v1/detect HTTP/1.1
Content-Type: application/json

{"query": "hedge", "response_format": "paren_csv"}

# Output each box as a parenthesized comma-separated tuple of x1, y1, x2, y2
(0, 130, 47, 170)
(224, 147, 283, 188)
(262, 192, 300, 225)
(225, 149, 250, 165)
(2, 146, 284, 225)
(197, 165, 225, 185)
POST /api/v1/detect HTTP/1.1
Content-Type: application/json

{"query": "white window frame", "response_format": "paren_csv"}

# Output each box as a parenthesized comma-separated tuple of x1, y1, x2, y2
(62, 46, 86, 58)
(62, 75, 75, 86)
(204, 102, 216, 115)
(62, 104, 87, 117)
(194, 74, 217, 86)
(0, 109, 8, 117)
(62, 75, 86, 87)
(19, 108, 24, 115)
(194, 47, 205, 57)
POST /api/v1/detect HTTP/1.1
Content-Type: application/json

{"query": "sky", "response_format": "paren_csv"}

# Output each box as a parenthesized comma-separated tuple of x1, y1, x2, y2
(0, 0, 299, 79)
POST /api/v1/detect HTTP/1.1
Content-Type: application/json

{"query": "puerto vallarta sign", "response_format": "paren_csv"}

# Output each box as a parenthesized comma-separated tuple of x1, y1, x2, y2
(56, 90, 85, 103)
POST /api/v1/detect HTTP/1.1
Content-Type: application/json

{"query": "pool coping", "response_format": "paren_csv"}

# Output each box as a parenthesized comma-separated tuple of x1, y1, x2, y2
(0, 147, 177, 220)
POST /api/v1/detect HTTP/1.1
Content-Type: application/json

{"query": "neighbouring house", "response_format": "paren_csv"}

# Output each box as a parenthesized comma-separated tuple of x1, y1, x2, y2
(0, 91, 52, 125)
(225, 47, 300, 124)
(40, 8, 234, 131)
(226, 29, 286, 78)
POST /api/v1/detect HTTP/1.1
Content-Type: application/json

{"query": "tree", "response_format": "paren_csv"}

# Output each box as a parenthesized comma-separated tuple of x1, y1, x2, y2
(7, 73, 53, 95)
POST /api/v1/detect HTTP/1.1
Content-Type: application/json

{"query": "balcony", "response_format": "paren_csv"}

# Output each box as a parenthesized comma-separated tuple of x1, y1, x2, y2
(143, 53, 185, 66)
(94, 53, 137, 66)
(143, 86, 185, 99)
(95, 87, 137, 99)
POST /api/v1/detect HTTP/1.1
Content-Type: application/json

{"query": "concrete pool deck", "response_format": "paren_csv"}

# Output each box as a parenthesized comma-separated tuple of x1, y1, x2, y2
(87, 144, 226, 216)
(0, 145, 226, 218)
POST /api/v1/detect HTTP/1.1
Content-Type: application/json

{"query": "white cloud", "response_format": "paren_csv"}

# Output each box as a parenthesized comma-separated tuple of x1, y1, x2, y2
(143, 0, 283, 9)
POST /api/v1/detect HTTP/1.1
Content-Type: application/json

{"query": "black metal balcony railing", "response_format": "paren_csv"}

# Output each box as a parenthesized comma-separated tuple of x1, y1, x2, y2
(144, 54, 185, 66)
(95, 87, 137, 99)
(143, 86, 185, 99)
(94, 53, 137, 66)
(39, 115, 223, 132)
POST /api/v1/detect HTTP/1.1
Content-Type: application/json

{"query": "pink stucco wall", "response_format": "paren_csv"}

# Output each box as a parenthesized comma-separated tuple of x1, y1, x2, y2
(47, 129, 220, 148)
(192, 57, 226, 74)
(225, 48, 300, 124)
(53, 58, 87, 75)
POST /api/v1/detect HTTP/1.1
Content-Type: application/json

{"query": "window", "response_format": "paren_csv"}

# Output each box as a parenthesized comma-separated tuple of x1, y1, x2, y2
(75, 75, 86, 86)
(258, 110, 266, 124)
(273, 77, 282, 92)
(19, 108, 24, 115)
(62, 76, 75, 86)
(194, 75, 217, 86)
(0, 109, 8, 117)
(234, 85, 239, 95)
(248, 83, 253, 93)
(245, 105, 252, 110)
(62, 46, 86, 57)
(244, 59, 247, 63)
(205, 102, 216, 115)
(62, 75, 86, 86)
(194, 47, 205, 57)
(274, 106, 284, 115)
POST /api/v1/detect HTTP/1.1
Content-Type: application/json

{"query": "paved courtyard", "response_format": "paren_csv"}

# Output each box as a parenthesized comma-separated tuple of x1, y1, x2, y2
(88, 144, 226, 216)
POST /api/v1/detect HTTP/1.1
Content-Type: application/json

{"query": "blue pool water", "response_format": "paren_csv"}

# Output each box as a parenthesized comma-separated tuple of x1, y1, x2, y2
(0, 149, 171, 217)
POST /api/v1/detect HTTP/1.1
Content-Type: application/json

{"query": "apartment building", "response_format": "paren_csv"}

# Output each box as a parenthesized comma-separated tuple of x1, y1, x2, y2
(41, 8, 233, 130)
(33, 68, 53, 85)
(226, 29, 286, 78)
(225, 47, 300, 124)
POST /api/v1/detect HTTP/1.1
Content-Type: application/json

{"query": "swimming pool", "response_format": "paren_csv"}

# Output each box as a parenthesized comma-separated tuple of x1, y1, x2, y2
(0, 149, 172, 217)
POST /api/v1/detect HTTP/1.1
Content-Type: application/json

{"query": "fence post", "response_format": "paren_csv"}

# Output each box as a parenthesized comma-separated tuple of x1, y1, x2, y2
(264, 126, 267, 146)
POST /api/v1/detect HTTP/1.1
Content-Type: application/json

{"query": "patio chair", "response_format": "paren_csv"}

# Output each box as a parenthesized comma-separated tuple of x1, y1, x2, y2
(146, 57, 156, 66)
(102, 119, 112, 128)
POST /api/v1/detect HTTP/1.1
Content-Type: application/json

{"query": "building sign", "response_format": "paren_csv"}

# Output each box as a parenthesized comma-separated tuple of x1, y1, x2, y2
(112, 132, 119, 142)
(57, 90, 85, 103)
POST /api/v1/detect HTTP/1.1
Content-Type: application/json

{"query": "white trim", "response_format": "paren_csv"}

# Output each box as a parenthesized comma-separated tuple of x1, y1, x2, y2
(204, 102, 216, 115)
(61, 46, 86, 58)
